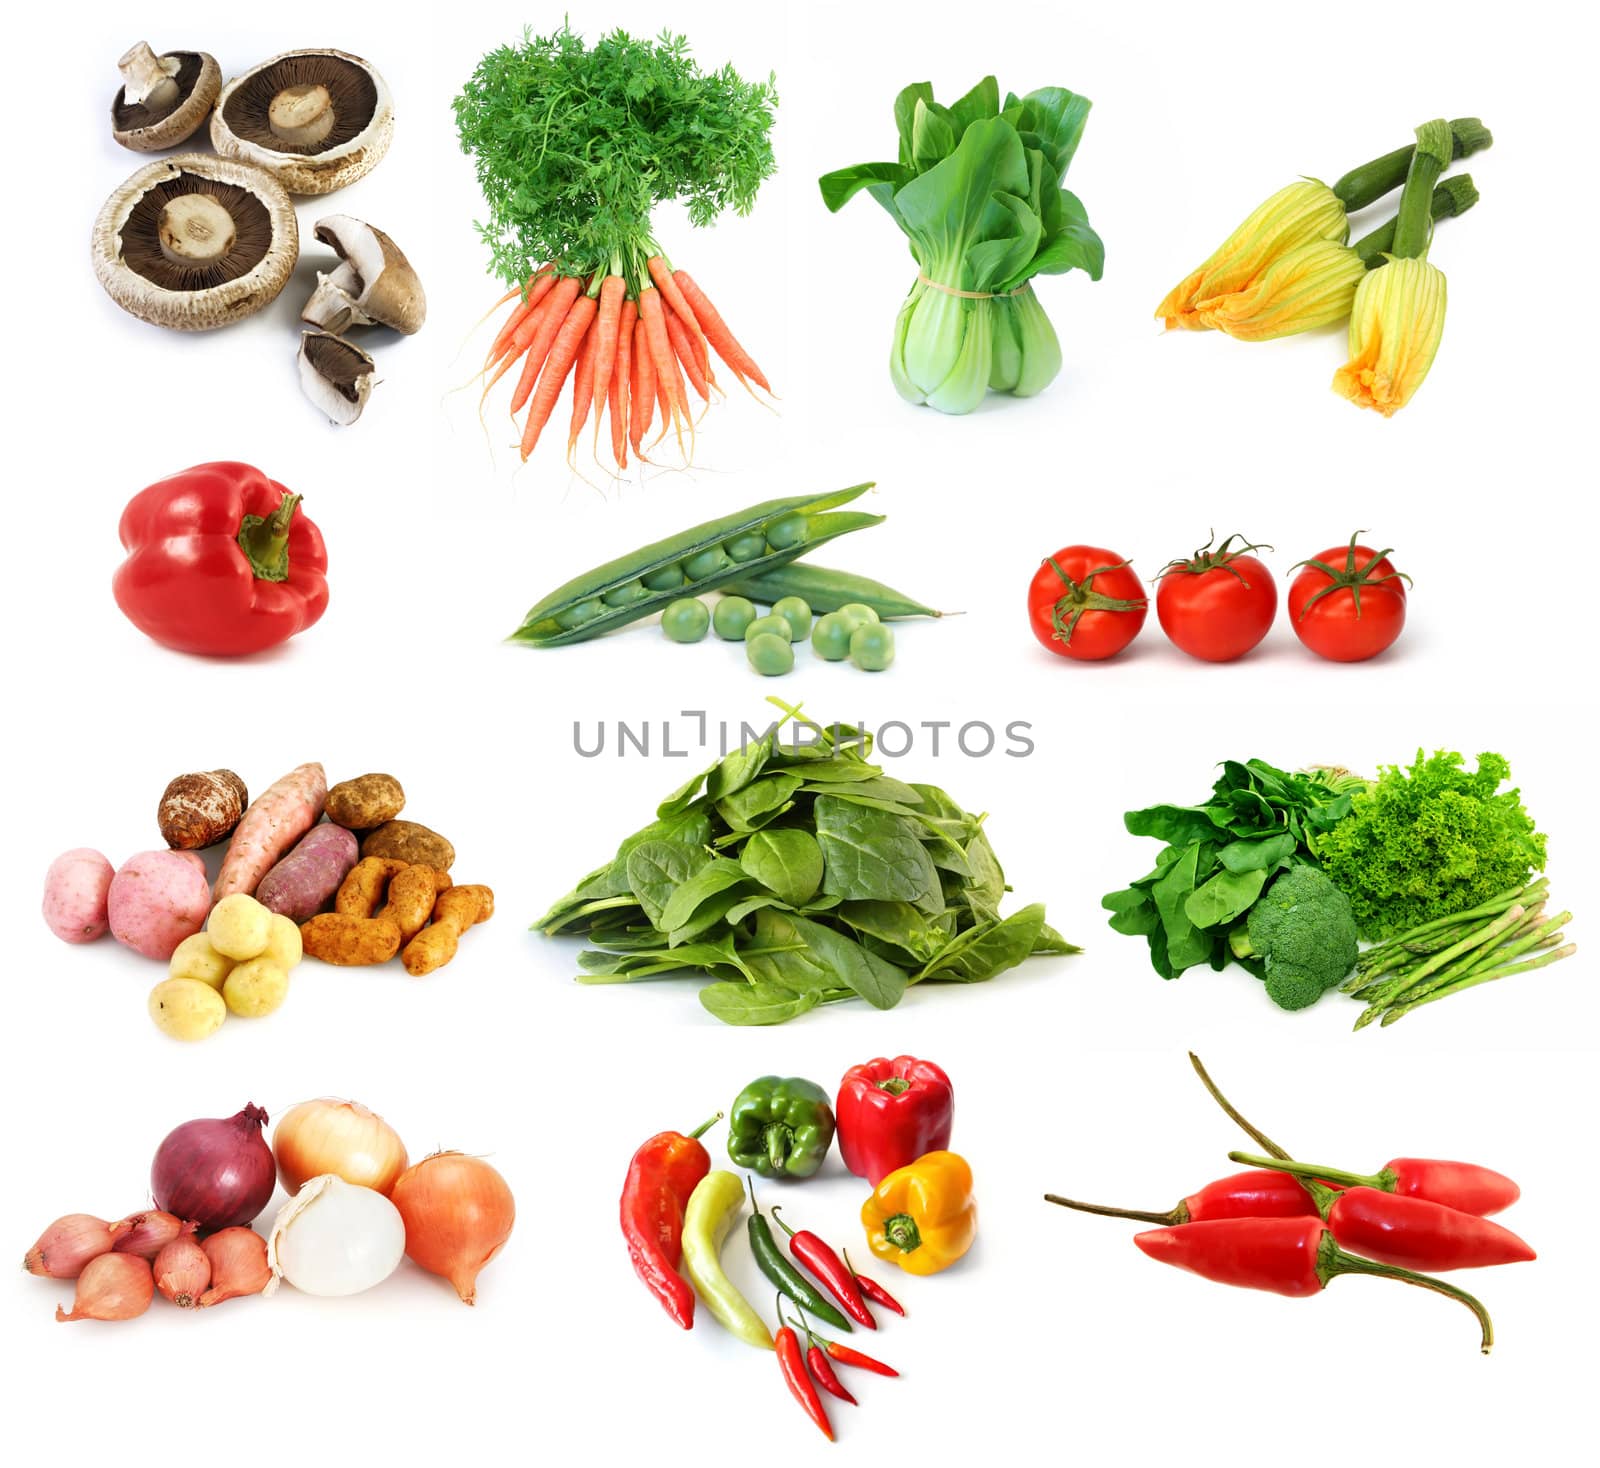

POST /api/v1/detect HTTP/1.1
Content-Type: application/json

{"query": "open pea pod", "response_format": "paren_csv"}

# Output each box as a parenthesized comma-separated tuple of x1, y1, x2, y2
(510, 484, 882, 647)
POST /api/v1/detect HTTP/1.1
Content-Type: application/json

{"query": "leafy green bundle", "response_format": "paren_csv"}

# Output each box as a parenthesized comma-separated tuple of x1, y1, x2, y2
(820, 77, 1104, 414)
(535, 703, 1076, 1025)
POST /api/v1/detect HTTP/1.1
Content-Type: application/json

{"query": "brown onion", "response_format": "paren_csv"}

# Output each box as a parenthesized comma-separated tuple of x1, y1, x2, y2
(390, 1152, 515, 1305)
(113, 1210, 195, 1260)
(24, 1213, 121, 1278)
(56, 1252, 153, 1322)
(154, 1236, 211, 1307)
(198, 1227, 270, 1307)
(273, 1098, 409, 1197)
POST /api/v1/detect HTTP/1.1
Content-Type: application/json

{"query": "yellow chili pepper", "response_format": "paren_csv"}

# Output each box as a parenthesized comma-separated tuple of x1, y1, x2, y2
(860, 1150, 977, 1276)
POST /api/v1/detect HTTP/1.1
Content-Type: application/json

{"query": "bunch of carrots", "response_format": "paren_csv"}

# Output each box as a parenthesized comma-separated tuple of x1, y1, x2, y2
(475, 255, 773, 470)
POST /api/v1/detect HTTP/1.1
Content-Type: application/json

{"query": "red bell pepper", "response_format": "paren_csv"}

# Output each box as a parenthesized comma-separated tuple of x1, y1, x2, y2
(836, 1056, 954, 1185)
(113, 462, 329, 657)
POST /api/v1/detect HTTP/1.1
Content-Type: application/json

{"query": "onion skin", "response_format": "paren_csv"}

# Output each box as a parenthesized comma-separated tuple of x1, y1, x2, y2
(151, 1103, 276, 1231)
(56, 1252, 154, 1322)
(154, 1236, 211, 1307)
(113, 1210, 195, 1260)
(24, 1213, 122, 1278)
(198, 1227, 270, 1307)
(274, 1098, 408, 1197)
(391, 1152, 515, 1305)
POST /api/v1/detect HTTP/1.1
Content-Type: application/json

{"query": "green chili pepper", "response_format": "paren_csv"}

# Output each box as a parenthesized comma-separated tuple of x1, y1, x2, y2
(722, 562, 947, 620)
(510, 485, 882, 647)
(681, 1170, 773, 1349)
(745, 1177, 852, 1332)
(728, 1075, 836, 1180)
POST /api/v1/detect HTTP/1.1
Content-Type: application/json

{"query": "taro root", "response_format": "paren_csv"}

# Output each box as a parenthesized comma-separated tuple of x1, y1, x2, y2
(158, 770, 249, 850)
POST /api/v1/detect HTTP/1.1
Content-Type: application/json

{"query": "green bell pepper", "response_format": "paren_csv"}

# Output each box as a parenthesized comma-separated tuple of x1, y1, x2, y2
(728, 1075, 836, 1179)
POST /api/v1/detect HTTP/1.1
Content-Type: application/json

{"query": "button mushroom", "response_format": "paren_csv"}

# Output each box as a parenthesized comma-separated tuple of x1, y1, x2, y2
(299, 332, 376, 425)
(92, 155, 298, 330)
(211, 50, 393, 195)
(112, 42, 222, 152)
(301, 216, 426, 335)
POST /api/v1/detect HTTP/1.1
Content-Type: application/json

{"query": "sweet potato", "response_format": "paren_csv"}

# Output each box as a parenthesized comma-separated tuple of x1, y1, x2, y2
(325, 773, 405, 830)
(214, 762, 327, 902)
(299, 913, 403, 966)
(255, 824, 359, 921)
(336, 856, 408, 917)
(361, 820, 455, 871)
(402, 885, 494, 976)
(158, 770, 248, 850)
(376, 866, 442, 942)
(42, 848, 115, 944)
(108, 850, 212, 960)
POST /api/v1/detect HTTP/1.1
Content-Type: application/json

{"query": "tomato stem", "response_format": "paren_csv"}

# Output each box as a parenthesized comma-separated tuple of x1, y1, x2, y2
(1289, 531, 1412, 622)
(1158, 530, 1273, 586)
(1044, 557, 1147, 644)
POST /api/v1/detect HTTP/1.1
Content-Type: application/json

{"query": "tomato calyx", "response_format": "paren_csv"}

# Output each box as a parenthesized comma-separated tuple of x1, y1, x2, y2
(1158, 530, 1273, 586)
(1290, 530, 1412, 622)
(1043, 557, 1148, 644)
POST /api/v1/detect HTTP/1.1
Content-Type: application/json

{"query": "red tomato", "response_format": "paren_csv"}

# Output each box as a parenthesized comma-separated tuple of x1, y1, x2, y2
(1156, 534, 1277, 662)
(1027, 547, 1148, 661)
(1288, 534, 1409, 662)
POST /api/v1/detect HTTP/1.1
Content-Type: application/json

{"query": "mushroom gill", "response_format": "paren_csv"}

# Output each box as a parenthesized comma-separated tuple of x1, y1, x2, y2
(218, 54, 378, 155)
(119, 176, 275, 291)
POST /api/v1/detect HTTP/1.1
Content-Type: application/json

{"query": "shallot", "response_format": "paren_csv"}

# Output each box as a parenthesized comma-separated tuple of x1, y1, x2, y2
(55, 1252, 153, 1322)
(154, 1236, 211, 1307)
(151, 1103, 276, 1231)
(267, 1175, 405, 1297)
(391, 1152, 515, 1305)
(274, 1098, 408, 1197)
(113, 1210, 194, 1260)
(24, 1213, 122, 1278)
(198, 1227, 271, 1307)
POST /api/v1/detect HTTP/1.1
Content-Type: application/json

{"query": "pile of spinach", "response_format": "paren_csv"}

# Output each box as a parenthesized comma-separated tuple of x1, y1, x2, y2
(1102, 760, 1356, 979)
(535, 703, 1076, 1025)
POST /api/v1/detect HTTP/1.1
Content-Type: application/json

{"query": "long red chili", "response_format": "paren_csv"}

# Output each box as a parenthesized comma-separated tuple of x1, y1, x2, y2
(771, 1206, 875, 1328)
(618, 1113, 720, 1329)
(1045, 1168, 1319, 1226)
(775, 1305, 834, 1441)
(808, 1344, 858, 1405)
(1133, 1216, 1494, 1352)
(843, 1248, 905, 1316)
(803, 1326, 900, 1377)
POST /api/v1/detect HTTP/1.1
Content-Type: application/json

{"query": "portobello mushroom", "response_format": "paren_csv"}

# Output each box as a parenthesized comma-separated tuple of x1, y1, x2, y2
(298, 332, 375, 424)
(301, 216, 425, 334)
(111, 42, 221, 151)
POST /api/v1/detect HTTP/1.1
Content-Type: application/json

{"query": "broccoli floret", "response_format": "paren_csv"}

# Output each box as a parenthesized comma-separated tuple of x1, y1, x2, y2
(1229, 867, 1358, 1011)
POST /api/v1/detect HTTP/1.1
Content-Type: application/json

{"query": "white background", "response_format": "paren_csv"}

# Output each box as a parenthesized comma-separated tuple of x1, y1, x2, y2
(4, 1, 1595, 1463)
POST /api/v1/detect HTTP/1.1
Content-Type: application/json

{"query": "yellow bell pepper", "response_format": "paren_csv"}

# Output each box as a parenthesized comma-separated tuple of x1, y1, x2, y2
(860, 1150, 976, 1276)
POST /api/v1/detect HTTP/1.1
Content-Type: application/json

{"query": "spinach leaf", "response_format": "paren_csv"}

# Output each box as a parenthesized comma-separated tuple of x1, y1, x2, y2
(717, 772, 803, 832)
(918, 902, 1048, 982)
(658, 858, 754, 933)
(741, 828, 824, 906)
(815, 795, 940, 903)
(784, 915, 909, 1010)
(699, 981, 821, 1026)
(625, 841, 714, 928)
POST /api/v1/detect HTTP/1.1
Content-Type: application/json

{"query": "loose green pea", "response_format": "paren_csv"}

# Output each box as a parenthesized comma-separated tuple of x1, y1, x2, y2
(839, 602, 881, 628)
(745, 614, 794, 644)
(603, 579, 650, 607)
(556, 597, 606, 629)
(850, 622, 895, 671)
(642, 564, 687, 592)
(662, 599, 711, 643)
(811, 612, 853, 662)
(713, 596, 758, 640)
(725, 531, 768, 563)
(684, 546, 730, 580)
(772, 596, 812, 640)
(766, 515, 810, 550)
(747, 632, 795, 676)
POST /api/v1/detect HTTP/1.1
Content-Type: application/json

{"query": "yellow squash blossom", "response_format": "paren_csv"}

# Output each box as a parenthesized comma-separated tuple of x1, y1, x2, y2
(1332, 255, 1447, 416)
(1156, 181, 1348, 330)
(1199, 239, 1369, 342)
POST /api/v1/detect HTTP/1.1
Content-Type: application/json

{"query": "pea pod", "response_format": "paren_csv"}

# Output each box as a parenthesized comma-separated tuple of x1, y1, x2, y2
(723, 562, 947, 620)
(682, 1170, 774, 1349)
(510, 485, 882, 647)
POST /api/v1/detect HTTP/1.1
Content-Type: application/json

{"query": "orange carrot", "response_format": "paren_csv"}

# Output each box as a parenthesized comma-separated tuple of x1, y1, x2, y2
(638, 287, 690, 455)
(610, 298, 637, 469)
(488, 269, 555, 366)
(589, 276, 626, 436)
(647, 256, 706, 355)
(511, 275, 582, 415)
(665, 306, 711, 402)
(522, 293, 597, 461)
(673, 270, 771, 393)
(567, 315, 600, 466)
(629, 316, 656, 458)
(482, 290, 558, 407)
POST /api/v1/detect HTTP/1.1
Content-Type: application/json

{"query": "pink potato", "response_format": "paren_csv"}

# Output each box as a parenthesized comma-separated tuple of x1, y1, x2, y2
(107, 851, 212, 960)
(42, 849, 115, 944)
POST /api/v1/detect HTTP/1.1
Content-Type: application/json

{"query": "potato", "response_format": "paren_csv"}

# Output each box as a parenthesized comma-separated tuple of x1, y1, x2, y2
(148, 977, 226, 1041)
(362, 820, 455, 871)
(261, 913, 303, 970)
(109, 851, 211, 960)
(377, 866, 441, 941)
(207, 893, 272, 960)
(43, 848, 114, 944)
(222, 958, 290, 1018)
(255, 824, 359, 921)
(158, 769, 248, 850)
(326, 773, 406, 830)
(169, 933, 232, 990)
(300, 913, 403, 966)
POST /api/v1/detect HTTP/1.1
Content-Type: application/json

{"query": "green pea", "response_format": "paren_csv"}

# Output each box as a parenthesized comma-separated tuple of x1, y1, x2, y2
(602, 579, 649, 607)
(713, 596, 758, 641)
(811, 612, 853, 662)
(772, 596, 812, 640)
(747, 632, 795, 676)
(642, 564, 687, 592)
(662, 598, 711, 643)
(684, 546, 730, 580)
(838, 602, 881, 628)
(724, 531, 769, 563)
(850, 622, 895, 672)
(744, 614, 793, 644)
(766, 515, 810, 550)
(556, 597, 606, 630)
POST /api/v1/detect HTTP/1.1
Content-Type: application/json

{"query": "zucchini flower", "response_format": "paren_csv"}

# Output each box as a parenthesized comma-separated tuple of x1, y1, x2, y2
(1332, 256, 1447, 416)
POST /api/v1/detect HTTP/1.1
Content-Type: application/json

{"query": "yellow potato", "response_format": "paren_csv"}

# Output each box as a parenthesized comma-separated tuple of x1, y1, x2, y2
(222, 958, 290, 1018)
(208, 893, 272, 960)
(168, 933, 232, 991)
(148, 977, 226, 1041)
(261, 913, 303, 970)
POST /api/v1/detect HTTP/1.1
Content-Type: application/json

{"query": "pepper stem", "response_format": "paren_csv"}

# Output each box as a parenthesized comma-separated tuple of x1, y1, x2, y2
(236, 492, 300, 583)
(877, 1078, 912, 1096)
(1228, 1149, 1381, 1192)
(766, 1124, 792, 1173)
(769, 1204, 797, 1240)
(1323, 1240, 1494, 1354)
(883, 1212, 922, 1254)
(1187, 1053, 1290, 1160)
(686, 1112, 723, 1141)
(1043, 1193, 1182, 1226)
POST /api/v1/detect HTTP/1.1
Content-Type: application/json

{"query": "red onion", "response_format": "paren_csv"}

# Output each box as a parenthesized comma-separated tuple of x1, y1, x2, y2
(112, 1210, 194, 1260)
(151, 1103, 276, 1231)
(56, 1253, 153, 1322)
(154, 1235, 210, 1307)
(24, 1213, 121, 1278)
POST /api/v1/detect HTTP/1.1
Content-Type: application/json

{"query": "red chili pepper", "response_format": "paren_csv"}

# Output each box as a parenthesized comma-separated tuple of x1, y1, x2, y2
(619, 1114, 720, 1329)
(807, 1344, 858, 1405)
(775, 1308, 834, 1441)
(814, 1334, 899, 1378)
(843, 1248, 905, 1316)
(1133, 1217, 1494, 1352)
(836, 1055, 955, 1184)
(113, 462, 329, 657)
(770, 1206, 875, 1328)
(1045, 1168, 1319, 1226)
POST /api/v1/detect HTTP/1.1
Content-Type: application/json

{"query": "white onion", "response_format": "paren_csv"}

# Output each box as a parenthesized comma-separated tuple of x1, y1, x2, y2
(265, 1174, 405, 1297)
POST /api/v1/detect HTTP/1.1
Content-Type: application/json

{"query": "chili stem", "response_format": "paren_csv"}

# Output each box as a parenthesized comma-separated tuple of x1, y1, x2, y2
(1043, 1193, 1178, 1226)
(1228, 1149, 1377, 1191)
(687, 1112, 723, 1141)
(1187, 1052, 1289, 1160)
(1327, 1248, 1494, 1354)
